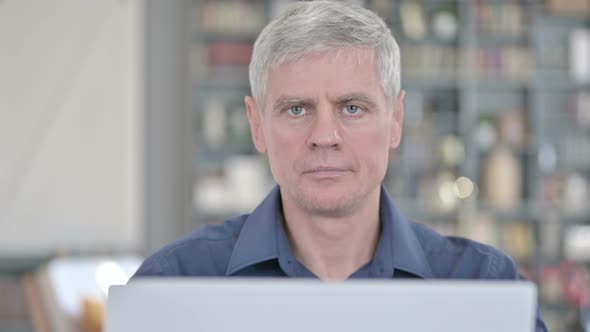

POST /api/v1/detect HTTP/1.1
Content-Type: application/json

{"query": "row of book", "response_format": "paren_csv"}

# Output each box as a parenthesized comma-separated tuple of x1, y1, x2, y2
(196, 1, 265, 36)
(546, 0, 590, 17)
(195, 0, 589, 39)
(401, 46, 458, 79)
(474, 1, 527, 39)
(401, 46, 533, 81)
(471, 47, 533, 80)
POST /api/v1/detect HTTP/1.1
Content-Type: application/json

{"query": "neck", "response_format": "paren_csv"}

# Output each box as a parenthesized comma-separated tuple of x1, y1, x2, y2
(281, 188, 382, 281)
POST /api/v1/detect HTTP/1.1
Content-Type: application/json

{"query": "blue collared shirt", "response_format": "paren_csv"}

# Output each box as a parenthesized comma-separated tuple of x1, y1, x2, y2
(134, 185, 547, 331)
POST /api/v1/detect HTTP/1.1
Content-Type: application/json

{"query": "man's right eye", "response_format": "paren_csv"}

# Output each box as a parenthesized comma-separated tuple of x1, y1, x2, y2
(287, 106, 306, 116)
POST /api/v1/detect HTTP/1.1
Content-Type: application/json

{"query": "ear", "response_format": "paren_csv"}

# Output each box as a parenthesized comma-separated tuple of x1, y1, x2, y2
(390, 90, 405, 149)
(245, 96, 267, 153)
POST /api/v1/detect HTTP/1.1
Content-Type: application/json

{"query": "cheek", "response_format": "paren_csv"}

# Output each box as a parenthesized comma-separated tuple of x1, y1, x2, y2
(351, 125, 392, 168)
(265, 126, 300, 176)
(267, 127, 293, 155)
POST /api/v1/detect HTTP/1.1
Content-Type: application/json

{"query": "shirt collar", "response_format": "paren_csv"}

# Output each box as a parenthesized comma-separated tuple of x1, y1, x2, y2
(226, 185, 434, 279)
(379, 186, 434, 279)
(225, 186, 282, 276)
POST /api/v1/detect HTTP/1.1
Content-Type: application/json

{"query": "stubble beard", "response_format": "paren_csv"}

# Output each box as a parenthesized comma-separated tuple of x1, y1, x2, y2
(287, 183, 367, 218)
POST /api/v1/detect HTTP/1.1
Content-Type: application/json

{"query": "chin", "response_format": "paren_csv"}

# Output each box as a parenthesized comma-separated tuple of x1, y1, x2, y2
(296, 190, 358, 217)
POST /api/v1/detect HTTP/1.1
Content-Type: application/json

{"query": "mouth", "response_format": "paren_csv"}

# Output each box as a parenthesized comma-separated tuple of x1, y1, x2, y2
(302, 166, 350, 179)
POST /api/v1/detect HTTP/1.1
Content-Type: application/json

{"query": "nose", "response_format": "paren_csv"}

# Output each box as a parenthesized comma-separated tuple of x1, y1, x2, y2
(307, 106, 342, 149)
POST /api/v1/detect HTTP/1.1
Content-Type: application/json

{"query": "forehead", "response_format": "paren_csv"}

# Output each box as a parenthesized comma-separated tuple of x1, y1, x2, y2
(264, 48, 384, 105)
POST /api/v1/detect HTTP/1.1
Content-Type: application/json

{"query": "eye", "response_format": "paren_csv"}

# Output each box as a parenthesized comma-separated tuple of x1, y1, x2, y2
(343, 105, 362, 115)
(287, 105, 306, 116)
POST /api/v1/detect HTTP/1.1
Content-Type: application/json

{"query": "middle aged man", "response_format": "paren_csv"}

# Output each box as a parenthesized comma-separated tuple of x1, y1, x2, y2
(134, 1, 547, 330)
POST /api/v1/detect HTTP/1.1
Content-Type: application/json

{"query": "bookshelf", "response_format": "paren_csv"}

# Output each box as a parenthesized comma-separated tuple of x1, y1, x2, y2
(190, 0, 590, 330)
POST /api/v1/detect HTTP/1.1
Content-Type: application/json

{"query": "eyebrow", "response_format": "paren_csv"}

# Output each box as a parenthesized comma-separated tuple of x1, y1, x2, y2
(272, 96, 315, 111)
(333, 93, 377, 108)
(272, 93, 377, 111)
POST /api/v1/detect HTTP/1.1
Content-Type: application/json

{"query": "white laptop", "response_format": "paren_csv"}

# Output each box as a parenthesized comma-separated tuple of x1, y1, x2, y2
(107, 279, 536, 332)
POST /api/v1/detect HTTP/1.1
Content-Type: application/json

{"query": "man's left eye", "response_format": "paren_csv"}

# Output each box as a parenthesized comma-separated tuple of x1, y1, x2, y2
(343, 105, 361, 115)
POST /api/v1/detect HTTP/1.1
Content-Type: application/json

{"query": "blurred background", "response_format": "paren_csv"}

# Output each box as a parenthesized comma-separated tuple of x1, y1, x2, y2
(0, 0, 589, 331)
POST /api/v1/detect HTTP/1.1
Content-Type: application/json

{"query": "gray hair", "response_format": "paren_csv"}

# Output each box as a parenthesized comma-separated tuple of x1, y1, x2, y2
(249, 0, 401, 108)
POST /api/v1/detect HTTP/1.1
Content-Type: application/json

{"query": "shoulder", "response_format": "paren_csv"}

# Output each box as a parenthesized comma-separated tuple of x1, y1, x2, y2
(133, 215, 247, 277)
(410, 221, 519, 279)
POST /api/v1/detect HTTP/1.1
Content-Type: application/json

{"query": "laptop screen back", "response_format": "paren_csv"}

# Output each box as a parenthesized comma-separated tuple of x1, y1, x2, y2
(107, 279, 536, 332)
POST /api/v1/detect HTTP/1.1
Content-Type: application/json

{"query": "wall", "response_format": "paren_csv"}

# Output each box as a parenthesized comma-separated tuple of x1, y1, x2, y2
(0, 0, 143, 255)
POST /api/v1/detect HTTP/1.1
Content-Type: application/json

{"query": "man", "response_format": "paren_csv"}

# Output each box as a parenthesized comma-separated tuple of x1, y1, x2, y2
(134, 1, 547, 330)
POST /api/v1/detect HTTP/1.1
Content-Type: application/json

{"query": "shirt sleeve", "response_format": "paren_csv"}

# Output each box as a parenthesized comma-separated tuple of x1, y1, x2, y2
(487, 253, 549, 332)
(132, 251, 180, 277)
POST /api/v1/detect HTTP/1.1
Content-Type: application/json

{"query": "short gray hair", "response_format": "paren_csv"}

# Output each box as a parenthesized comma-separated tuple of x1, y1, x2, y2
(249, 0, 401, 107)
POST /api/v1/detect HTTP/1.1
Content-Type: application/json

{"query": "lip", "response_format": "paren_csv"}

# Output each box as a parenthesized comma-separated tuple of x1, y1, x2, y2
(303, 166, 349, 179)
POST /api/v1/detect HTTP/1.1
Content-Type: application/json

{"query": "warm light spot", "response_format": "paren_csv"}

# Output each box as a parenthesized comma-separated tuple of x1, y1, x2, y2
(454, 176, 474, 199)
(439, 179, 457, 209)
